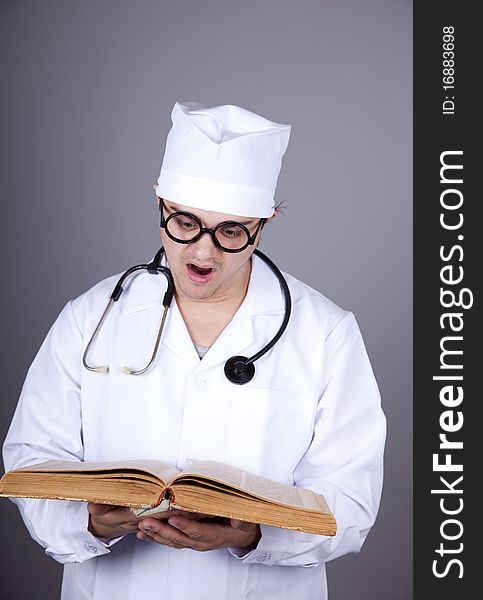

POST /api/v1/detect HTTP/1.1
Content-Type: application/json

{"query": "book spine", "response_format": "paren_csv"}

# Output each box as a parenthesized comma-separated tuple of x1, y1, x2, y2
(157, 486, 174, 508)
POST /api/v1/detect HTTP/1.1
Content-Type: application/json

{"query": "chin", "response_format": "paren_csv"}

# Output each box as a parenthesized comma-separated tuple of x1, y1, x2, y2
(178, 281, 217, 301)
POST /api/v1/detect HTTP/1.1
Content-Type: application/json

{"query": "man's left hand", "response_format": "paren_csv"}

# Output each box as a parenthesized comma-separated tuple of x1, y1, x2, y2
(137, 514, 261, 552)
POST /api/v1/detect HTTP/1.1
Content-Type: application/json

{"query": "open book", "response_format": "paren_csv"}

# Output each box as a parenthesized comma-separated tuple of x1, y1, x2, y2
(0, 459, 337, 536)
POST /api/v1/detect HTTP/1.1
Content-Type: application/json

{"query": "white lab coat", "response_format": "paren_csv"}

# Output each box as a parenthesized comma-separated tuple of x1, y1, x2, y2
(3, 254, 386, 600)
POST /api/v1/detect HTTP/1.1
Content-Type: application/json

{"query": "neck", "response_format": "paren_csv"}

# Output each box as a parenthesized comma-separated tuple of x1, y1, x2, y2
(175, 260, 252, 347)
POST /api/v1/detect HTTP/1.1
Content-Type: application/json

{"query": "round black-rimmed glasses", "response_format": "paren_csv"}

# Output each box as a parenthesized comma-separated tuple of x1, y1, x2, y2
(159, 199, 266, 253)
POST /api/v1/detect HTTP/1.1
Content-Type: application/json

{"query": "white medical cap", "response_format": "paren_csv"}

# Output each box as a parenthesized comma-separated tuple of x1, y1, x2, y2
(155, 101, 291, 217)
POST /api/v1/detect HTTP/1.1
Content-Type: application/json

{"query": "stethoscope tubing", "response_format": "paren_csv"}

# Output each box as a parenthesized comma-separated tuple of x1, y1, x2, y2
(82, 248, 291, 384)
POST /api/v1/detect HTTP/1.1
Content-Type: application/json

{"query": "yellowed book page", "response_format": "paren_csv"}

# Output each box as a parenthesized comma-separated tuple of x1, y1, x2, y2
(177, 460, 326, 512)
(131, 498, 172, 517)
(311, 491, 332, 515)
(10, 459, 180, 485)
(298, 488, 330, 512)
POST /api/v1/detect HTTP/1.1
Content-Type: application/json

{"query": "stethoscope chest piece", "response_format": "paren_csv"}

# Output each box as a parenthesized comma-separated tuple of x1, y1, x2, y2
(224, 356, 256, 385)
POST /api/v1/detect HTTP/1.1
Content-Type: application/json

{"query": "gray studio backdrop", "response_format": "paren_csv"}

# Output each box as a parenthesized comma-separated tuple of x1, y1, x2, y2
(0, 1, 412, 598)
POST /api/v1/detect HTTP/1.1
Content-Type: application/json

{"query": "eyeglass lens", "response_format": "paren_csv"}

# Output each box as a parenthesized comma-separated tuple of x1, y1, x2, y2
(166, 213, 251, 251)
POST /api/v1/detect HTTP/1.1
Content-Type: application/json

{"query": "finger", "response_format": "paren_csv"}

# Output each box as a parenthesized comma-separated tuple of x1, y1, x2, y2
(87, 502, 118, 516)
(148, 509, 196, 521)
(139, 518, 187, 538)
(167, 516, 234, 544)
(138, 520, 194, 549)
(93, 505, 136, 523)
(167, 516, 208, 540)
(137, 530, 157, 542)
(137, 530, 172, 546)
(230, 519, 255, 532)
(230, 519, 243, 529)
(175, 511, 211, 520)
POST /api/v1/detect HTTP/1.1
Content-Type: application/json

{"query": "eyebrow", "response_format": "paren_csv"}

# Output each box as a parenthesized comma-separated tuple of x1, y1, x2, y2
(165, 202, 256, 225)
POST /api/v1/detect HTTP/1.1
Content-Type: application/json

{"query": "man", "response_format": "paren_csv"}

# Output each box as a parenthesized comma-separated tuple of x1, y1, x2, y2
(3, 101, 386, 599)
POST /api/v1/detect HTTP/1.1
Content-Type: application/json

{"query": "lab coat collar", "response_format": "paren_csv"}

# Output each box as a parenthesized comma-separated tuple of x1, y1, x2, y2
(233, 251, 286, 319)
(119, 252, 285, 369)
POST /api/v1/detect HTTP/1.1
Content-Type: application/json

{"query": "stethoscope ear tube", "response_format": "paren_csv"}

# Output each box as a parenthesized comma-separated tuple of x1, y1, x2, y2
(83, 251, 175, 375)
(147, 248, 174, 307)
(83, 247, 291, 383)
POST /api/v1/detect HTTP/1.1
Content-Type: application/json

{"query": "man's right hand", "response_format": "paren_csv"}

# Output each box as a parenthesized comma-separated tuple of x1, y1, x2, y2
(87, 503, 141, 539)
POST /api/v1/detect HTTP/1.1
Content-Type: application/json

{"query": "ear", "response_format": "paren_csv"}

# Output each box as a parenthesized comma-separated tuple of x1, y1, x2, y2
(154, 188, 161, 208)
(267, 209, 277, 223)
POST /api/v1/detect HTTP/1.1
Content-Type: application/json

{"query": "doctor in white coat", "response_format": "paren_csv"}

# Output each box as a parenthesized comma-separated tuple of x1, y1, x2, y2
(3, 101, 386, 600)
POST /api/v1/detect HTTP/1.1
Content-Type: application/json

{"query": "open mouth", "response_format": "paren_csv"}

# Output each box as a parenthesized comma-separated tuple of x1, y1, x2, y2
(186, 263, 215, 283)
(189, 264, 213, 276)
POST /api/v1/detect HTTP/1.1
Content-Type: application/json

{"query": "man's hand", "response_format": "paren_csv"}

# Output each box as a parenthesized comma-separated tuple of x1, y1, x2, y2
(137, 515, 261, 552)
(87, 503, 142, 539)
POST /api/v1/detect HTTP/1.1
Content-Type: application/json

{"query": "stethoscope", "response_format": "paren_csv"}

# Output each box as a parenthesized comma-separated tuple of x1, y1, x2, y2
(82, 247, 291, 384)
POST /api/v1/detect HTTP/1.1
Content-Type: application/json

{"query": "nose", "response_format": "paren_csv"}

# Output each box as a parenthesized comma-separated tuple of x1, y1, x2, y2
(191, 229, 220, 259)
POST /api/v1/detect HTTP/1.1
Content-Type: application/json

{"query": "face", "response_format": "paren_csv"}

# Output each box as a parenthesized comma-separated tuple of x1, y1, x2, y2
(159, 199, 266, 304)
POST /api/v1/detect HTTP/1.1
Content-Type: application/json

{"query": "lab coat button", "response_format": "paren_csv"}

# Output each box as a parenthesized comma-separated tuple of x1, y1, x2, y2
(195, 376, 206, 386)
(256, 553, 268, 563)
(85, 543, 98, 554)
